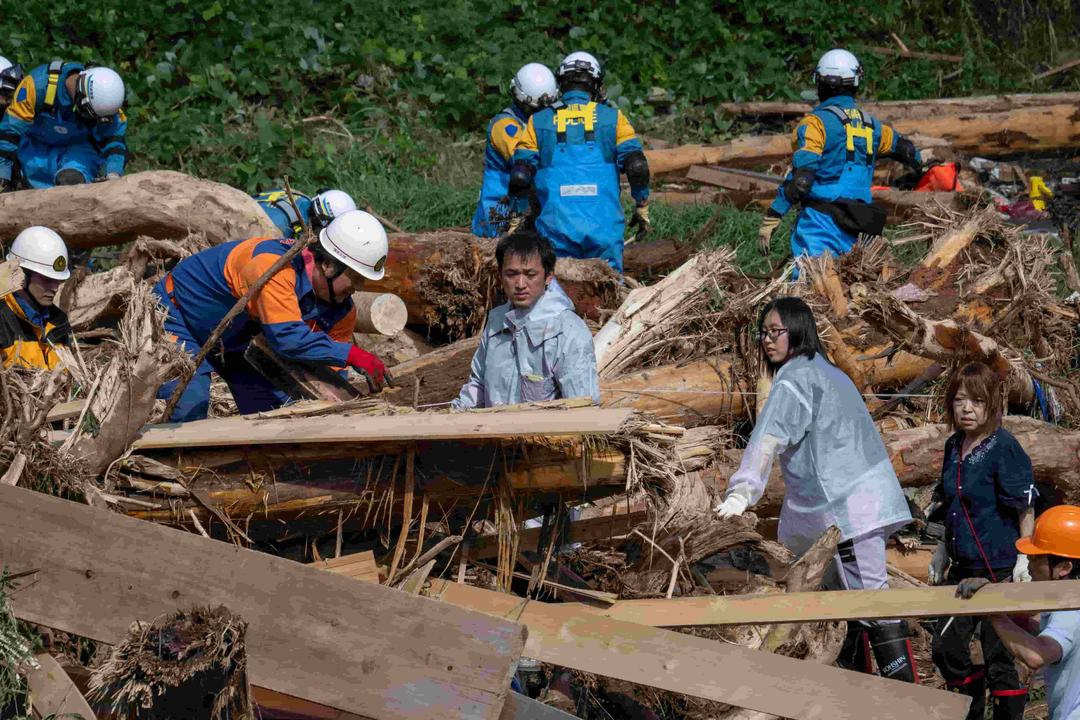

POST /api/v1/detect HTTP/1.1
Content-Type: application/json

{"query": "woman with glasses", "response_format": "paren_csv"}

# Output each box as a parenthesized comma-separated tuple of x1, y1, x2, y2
(714, 296, 915, 683)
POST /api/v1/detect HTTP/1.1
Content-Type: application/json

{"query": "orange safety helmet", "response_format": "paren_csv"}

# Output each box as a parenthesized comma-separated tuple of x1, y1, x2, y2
(1016, 505, 1080, 558)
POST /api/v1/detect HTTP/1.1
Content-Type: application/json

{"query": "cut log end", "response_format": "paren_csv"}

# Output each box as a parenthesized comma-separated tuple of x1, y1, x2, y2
(353, 291, 408, 336)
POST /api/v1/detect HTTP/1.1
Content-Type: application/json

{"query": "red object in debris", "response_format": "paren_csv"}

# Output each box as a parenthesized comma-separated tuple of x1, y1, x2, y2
(915, 163, 963, 192)
(1005, 199, 1047, 222)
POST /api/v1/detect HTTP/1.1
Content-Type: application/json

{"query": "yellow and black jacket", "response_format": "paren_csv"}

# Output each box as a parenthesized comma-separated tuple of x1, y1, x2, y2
(0, 293, 71, 370)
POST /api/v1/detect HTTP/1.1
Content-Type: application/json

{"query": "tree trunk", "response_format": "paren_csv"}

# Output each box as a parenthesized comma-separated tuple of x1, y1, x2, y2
(647, 103, 1080, 174)
(381, 334, 481, 407)
(352, 292, 407, 336)
(623, 237, 696, 278)
(717, 92, 1080, 122)
(363, 231, 624, 339)
(601, 358, 752, 425)
(0, 171, 277, 250)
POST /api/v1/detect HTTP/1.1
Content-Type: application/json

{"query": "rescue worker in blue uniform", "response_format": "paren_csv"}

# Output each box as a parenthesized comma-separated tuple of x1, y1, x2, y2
(0, 57, 25, 116)
(154, 210, 390, 422)
(759, 49, 922, 263)
(471, 63, 558, 238)
(510, 52, 651, 274)
(254, 188, 358, 239)
(0, 62, 127, 190)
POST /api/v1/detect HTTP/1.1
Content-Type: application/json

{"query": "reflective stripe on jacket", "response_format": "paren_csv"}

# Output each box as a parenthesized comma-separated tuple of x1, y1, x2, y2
(0, 292, 71, 370)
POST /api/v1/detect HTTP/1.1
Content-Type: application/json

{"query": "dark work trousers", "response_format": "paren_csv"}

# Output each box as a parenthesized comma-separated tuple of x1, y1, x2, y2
(931, 567, 1026, 720)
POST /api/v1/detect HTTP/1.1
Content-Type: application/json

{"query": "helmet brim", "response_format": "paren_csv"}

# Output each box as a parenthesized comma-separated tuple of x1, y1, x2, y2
(1015, 536, 1049, 556)
(318, 228, 385, 281)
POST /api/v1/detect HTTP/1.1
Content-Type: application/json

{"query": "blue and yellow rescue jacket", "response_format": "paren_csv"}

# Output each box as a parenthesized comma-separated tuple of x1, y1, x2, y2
(161, 237, 356, 366)
(769, 95, 917, 259)
(471, 106, 528, 237)
(0, 61, 127, 182)
(0, 292, 71, 370)
(513, 90, 647, 273)
(254, 190, 314, 239)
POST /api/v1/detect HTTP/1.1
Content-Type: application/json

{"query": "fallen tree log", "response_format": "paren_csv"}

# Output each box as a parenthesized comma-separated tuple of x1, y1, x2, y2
(0, 484, 524, 720)
(0, 171, 277, 250)
(601, 357, 753, 425)
(648, 104, 1080, 174)
(352, 291, 407, 336)
(622, 237, 696, 278)
(362, 231, 623, 339)
(382, 335, 480, 407)
(718, 92, 1080, 121)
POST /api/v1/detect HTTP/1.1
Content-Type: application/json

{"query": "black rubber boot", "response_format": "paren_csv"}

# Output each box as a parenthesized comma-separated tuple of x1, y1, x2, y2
(991, 691, 1027, 720)
(868, 621, 918, 682)
(836, 623, 873, 673)
(947, 670, 987, 720)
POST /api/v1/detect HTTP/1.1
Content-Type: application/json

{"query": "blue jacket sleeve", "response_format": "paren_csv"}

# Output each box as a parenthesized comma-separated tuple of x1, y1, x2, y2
(769, 114, 826, 217)
(262, 320, 351, 366)
(994, 434, 1036, 512)
(92, 111, 128, 176)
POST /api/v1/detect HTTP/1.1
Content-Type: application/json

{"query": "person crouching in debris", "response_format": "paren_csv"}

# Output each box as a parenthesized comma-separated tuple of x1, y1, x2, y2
(452, 229, 599, 409)
(714, 296, 916, 682)
(154, 210, 390, 422)
(254, 188, 358, 239)
(957, 505, 1080, 720)
(927, 361, 1035, 720)
(1, 226, 72, 370)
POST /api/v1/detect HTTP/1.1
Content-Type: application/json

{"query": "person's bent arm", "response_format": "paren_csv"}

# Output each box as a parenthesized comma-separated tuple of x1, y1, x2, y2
(93, 109, 128, 177)
(0, 76, 37, 185)
(768, 115, 825, 218)
(553, 316, 600, 404)
(987, 615, 1063, 671)
(451, 333, 489, 410)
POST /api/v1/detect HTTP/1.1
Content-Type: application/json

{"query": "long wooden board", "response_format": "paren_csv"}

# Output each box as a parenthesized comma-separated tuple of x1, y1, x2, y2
(26, 653, 96, 720)
(562, 581, 1080, 627)
(132, 407, 634, 450)
(426, 581, 968, 720)
(0, 485, 524, 720)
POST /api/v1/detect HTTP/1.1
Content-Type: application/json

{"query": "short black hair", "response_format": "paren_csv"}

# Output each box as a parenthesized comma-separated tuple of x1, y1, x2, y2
(495, 229, 556, 275)
(757, 296, 828, 376)
(1049, 554, 1080, 580)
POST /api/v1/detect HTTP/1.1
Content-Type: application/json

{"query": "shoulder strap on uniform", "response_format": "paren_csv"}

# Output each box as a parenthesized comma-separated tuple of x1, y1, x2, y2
(822, 105, 849, 124)
(272, 195, 308, 237)
(43, 61, 64, 113)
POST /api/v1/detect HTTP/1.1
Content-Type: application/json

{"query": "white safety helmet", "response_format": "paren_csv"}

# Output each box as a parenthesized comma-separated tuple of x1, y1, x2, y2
(318, 210, 388, 281)
(814, 49, 862, 87)
(74, 67, 125, 121)
(0, 56, 24, 97)
(556, 51, 603, 97)
(6, 226, 71, 281)
(510, 63, 557, 113)
(311, 189, 358, 228)
(0, 56, 10, 75)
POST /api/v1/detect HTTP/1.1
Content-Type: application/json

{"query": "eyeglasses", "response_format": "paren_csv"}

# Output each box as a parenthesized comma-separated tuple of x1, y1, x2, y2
(756, 327, 789, 342)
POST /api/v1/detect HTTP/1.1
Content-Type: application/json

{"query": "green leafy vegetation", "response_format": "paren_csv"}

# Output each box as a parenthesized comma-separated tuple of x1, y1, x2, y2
(4, 0, 1078, 241)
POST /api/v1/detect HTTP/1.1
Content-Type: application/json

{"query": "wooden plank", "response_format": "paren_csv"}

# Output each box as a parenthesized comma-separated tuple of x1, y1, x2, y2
(562, 580, 1080, 628)
(45, 399, 87, 424)
(315, 550, 381, 584)
(0, 485, 524, 720)
(426, 581, 968, 720)
(0, 259, 24, 299)
(471, 502, 648, 560)
(132, 407, 634, 450)
(25, 653, 96, 719)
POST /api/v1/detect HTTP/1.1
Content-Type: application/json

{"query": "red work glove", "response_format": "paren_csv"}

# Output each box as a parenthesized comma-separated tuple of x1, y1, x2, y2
(347, 345, 387, 391)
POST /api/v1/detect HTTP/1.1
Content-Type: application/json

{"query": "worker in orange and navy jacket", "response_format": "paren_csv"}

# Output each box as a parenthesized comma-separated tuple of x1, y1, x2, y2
(154, 210, 390, 422)
(0, 226, 72, 370)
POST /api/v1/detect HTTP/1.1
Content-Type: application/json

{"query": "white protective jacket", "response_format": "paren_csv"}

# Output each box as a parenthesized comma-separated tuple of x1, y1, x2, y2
(452, 279, 600, 409)
(726, 353, 912, 554)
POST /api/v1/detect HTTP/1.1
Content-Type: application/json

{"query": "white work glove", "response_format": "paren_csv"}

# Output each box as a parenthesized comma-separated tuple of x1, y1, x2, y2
(106, 172, 121, 181)
(928, 542, 949, 585)
(714, 494, 749, 519)
(1012, 554, 1031, 583)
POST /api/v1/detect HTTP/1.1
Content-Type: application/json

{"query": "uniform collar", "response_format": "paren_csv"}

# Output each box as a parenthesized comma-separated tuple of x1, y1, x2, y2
(13, 290, 49, 328)
(560, 90, 592, 105)
(816, 95, 857, 111)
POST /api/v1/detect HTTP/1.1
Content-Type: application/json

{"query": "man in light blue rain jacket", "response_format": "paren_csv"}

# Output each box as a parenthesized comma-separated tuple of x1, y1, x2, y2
(509, 52, 651, 274)
(452, 230, 599, 409)
(471, 63, 557, 238)
(758, 49, 923, 264)
(0, 62, 126, 190)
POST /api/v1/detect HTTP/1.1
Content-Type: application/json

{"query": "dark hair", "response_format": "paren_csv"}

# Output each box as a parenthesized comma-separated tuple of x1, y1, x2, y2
(495, 229, 556, 275)
(1048, 554, 1080, 580)
(944, 362, 1003, 435)
(757, 296, 827, 376)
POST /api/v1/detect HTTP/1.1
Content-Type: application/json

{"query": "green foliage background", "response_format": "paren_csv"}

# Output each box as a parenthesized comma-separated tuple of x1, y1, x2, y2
(4, 0, 1079, 237)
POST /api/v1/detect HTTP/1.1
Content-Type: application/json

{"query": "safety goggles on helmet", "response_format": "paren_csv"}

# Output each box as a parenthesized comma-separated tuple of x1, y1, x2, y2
(0, 65, 23, 95)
